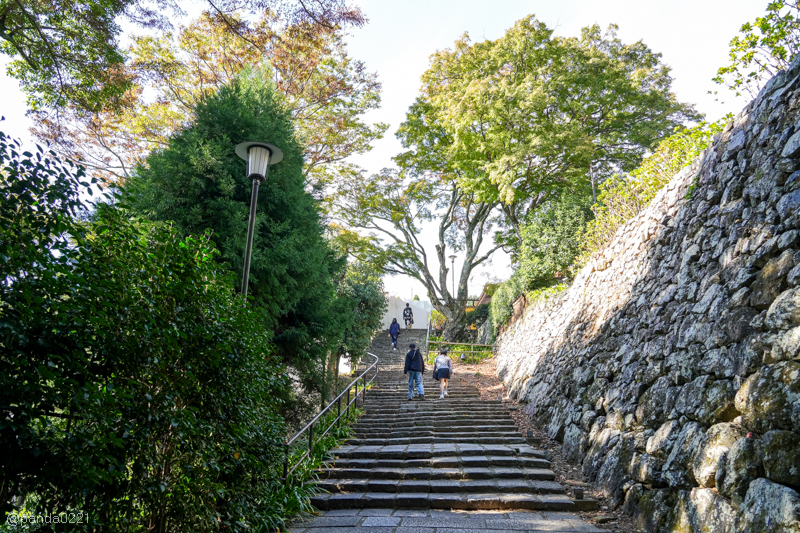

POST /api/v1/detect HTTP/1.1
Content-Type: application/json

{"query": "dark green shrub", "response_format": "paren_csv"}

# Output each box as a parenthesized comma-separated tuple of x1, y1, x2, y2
(518, 193, 592, 288)
(0, 133, 292, 531)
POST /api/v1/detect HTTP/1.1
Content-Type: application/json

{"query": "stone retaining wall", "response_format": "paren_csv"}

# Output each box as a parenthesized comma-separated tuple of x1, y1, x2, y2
(496, 57, 800, 532)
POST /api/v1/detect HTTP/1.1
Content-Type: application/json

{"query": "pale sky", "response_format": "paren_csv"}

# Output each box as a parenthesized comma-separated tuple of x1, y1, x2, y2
(0, 0, 768, 303)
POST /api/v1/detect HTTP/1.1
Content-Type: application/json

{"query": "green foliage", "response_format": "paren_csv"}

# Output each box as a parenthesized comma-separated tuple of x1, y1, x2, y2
(579, 120, 726, 263)
(0, 0, 365, 112)
(0, 0, 135, 111)
(397, 15, 699, 250)
(465, 304, 490, 327)
(488, 273, 525, 336)
(335, 262, 388, 368)
(518, 194, 592, 288)
(714, 0, 800, 98)
(0, 132, 292, 530)
(126, 67, 347, 399)
(429, 309, 447, 330)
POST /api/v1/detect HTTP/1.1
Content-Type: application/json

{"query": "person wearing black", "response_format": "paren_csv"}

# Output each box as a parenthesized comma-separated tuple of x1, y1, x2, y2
(403, 303, 414, 329)
(403, 343, 425, 400)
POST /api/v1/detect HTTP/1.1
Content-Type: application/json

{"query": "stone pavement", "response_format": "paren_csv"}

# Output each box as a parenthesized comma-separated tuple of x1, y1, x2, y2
(289, 508, 609, 532)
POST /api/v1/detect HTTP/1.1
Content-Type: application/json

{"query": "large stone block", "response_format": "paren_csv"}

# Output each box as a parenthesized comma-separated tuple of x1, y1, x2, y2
(765, 287, 800, 330)
(662, 422, 704, 488)
(752, 251, 798, 309)
(692, 422, 744, 487)
(718, 436, 764, 505)
(669, 488, 738, 533)
(739, 478, 800, 532)
(735, 360, 800, 432)
(763, 429, 800, 488)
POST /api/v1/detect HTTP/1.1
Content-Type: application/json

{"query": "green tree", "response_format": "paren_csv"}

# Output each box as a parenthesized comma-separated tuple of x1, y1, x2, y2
(714, 0, 800, 98)
(578, 120, 725, 264)
(126, 67, 348, 404)
(32, 10, 386, 204)
(340, 15, 695, 341)
(0, 0, 365, 111)
(518, 193, 592, 288)
(0, 132, 289, 530)
(337, 168, 502, 341)
(404, 16, 698, 250)
(332, 262, 387, 385)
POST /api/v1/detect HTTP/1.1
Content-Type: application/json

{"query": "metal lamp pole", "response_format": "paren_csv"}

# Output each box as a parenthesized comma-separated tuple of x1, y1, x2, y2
(235, 141, 283, 299)
(449, 254, 456, 297)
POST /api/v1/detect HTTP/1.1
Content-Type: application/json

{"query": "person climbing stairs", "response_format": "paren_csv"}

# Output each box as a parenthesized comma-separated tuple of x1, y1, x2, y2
(310, 330, 599, 512)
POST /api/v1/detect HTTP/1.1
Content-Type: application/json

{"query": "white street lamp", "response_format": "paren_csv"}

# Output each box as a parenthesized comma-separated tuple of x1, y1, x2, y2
(235, 141, 283, 298)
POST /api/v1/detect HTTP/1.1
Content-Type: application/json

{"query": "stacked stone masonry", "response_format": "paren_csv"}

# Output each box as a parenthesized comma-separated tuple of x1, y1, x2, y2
(496, 56, 800, 532)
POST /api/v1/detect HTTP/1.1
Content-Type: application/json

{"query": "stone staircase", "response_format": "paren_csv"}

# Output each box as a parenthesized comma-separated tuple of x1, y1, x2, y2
(311, 330, 598, 512)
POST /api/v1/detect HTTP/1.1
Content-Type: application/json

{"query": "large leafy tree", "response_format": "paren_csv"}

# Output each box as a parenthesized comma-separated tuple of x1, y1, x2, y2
(341, 16, 697, 340)
(0, 132, 289, 530)
(32, 10, 386, 204)
(126, 67, 347, 401)
(338, 167, 502, 342)
(0, 0, 364, 111)
(407, 16, 698, 250)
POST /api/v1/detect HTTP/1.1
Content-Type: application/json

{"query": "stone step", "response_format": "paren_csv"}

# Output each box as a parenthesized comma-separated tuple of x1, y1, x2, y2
(332, 443, 538, 459)
(347, 436, 527, 445)
(316, 478, 566, 494)
(353, 419, 517, 434)
(319, 466, 556, 481)
(353, 429, 521, 437)
(327, 455, 553, 470)
(310, 491, 596, 511)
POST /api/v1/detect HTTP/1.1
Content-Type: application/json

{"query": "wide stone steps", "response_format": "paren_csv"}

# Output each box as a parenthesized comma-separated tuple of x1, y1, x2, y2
(324, 456, 553, 469)
(348, 436, 527, 445)
(309, 330, 598, 512)
(316, 478, 565, 494)
(310, 491, 582, 511)
(319, 466, 556, 480)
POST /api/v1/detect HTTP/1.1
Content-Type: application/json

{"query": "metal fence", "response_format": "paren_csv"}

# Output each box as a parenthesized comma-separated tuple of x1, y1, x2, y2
(279, 352, 379, 485)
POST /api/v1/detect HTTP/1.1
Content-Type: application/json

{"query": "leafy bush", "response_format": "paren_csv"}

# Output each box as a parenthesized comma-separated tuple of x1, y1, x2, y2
(126, 67, 349, 407)
(0, 133, 299, 531)
(578, 121, 725, 265)
(714, 0, 800, 98)
(429, 309, 446, 330)
(488, 273, 525, 336)
(517, 193, 592, 288)
(465, 304, 490, 328)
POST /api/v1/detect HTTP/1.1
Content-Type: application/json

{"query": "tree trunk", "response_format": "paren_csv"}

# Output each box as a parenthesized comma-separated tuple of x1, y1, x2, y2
(441, 308, 468, 342)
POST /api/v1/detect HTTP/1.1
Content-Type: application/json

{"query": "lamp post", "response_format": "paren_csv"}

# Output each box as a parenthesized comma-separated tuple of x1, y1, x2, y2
(235, 141, 283, 299)
(449, 254, 456, 297)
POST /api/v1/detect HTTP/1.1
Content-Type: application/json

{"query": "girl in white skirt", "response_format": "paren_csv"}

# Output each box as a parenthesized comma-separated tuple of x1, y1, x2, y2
(433, 348, 454, 399)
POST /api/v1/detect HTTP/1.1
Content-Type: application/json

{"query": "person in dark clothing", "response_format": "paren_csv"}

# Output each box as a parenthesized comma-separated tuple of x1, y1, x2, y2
(403, 303, 414, 329)
(404, 343, 425, 400)
(388, 318, 401, 350)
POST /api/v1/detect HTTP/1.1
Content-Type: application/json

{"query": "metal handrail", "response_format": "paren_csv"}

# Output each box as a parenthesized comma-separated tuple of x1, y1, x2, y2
(280, 351, 379, 484)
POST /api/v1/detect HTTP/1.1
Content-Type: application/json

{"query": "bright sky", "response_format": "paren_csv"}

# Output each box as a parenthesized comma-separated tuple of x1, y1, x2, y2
(0, 0, 769, 303)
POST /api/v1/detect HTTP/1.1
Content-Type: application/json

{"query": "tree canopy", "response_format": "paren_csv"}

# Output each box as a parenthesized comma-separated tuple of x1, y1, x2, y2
(714, 0, 800, 98)
(398, 16, 699, 250)
(125, 67, 372, 400)
(0, 0, 364, 111)
(32, 10, 386, 207)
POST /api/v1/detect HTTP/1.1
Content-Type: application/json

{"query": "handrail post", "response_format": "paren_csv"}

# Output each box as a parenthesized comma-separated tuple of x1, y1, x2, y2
(337, 397, 341, 428)
(347, 386, 351, 417)
(283, 443, 289, 487)
(308, 423, 314, 455)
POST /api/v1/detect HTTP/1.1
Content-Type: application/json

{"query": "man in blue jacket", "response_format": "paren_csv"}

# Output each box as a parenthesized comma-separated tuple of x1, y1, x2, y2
(404, 343, 425, 400)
